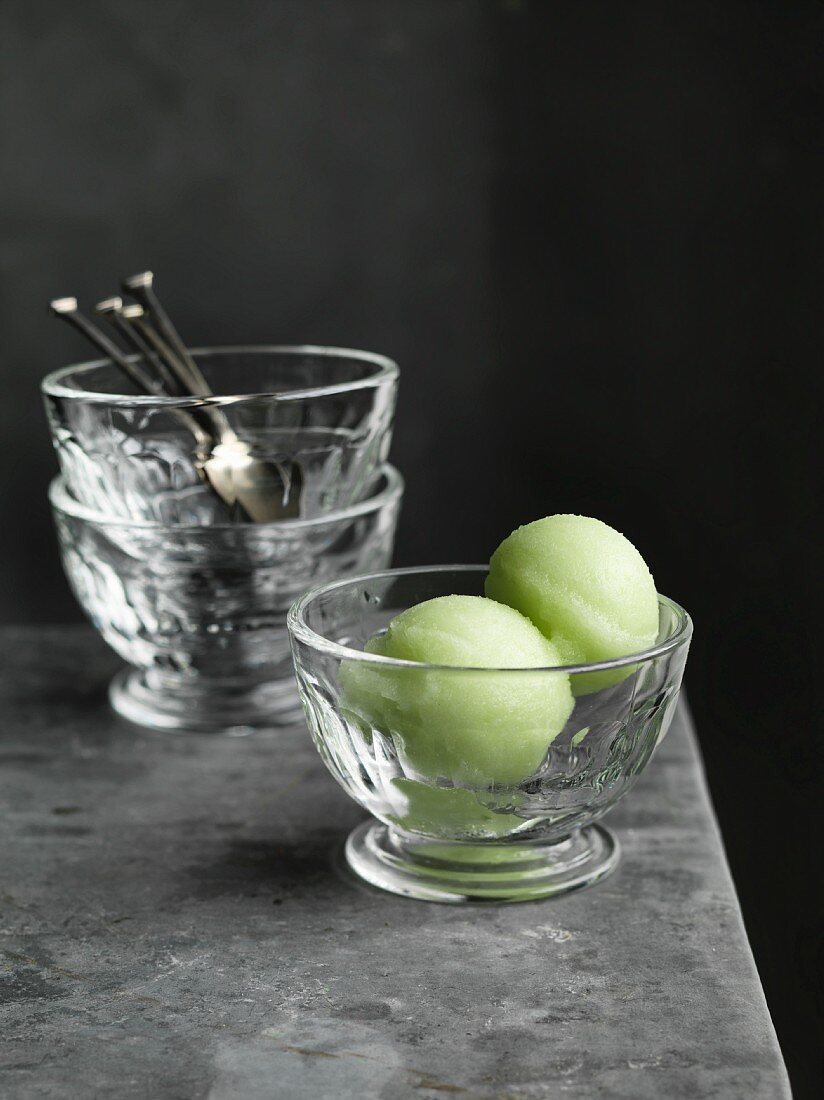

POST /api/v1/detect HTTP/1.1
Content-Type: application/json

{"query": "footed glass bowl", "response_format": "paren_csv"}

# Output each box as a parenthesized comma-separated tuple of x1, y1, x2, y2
(288, 566, 692, 903)
(51, 465, 403, 735)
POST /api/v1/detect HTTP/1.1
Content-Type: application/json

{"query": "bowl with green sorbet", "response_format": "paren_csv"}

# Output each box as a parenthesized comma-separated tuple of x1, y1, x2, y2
(287, 516, 692, 903)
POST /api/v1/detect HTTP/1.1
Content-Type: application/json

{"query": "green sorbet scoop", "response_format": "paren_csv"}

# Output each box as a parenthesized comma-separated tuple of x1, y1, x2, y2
(341, 595, 574, 788)
(486, 514, 659, 691)
(386, 778, 527, 839)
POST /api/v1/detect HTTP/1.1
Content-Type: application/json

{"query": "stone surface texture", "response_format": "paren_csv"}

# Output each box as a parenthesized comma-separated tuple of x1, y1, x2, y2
(0, 626, 790, 1099)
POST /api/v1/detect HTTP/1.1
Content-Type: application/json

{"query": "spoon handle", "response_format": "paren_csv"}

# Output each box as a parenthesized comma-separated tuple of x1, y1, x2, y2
(124, 308, 235, 442)
(96, 297, 184, 397)
(121, 272, 212, 395)
(123, 307, 200, 396)
(49, 298, 162, 396)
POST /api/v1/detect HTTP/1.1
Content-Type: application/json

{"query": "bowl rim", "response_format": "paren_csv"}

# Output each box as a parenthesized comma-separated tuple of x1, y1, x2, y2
(48, 463, 404, 532)
(287, 564, 693, 674)
(41, 344, 399, 405)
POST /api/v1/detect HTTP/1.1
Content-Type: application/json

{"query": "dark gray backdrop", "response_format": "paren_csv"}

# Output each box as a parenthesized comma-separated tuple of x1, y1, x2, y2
(1, 3, 820, 1095)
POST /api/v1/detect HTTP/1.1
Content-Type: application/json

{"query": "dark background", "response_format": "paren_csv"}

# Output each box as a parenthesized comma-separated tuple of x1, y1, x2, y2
(1, 1, 821, 1094)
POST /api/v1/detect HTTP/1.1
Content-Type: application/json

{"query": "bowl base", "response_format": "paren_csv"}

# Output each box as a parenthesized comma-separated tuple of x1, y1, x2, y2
(109, 667, 303, 735)
(344, 820, 620, 904)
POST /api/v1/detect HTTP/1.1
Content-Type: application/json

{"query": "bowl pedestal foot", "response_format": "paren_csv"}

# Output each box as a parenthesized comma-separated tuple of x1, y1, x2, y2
(344, 819, 620, 904)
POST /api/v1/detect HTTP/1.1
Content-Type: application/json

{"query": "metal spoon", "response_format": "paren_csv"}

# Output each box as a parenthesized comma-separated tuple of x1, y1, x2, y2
(52, 298, 225, 478)
(53, 287, 302, 522)
(90, 297, 266, 517)
(53, 299, 264, 520)
(119, 273, 303, 521)
(94, 297, 226, 457)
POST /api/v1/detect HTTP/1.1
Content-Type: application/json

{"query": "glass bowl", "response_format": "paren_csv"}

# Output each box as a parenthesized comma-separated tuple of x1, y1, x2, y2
(288, 565, 692, 903)
(42, 346, 398, 523)
(50, 465, 403, 735)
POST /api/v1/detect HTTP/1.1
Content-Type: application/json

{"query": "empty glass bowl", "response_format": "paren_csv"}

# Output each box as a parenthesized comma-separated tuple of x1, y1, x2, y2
(42, 346, 399, 524)
(51, 466, 403, 735)
(288, 565, 692, 903)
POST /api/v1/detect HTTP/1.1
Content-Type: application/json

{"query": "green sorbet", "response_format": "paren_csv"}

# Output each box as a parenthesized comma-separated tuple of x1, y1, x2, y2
(386, 778, 527, 839)
(486, 514, 659, 692)
(341, 595, 573, 788)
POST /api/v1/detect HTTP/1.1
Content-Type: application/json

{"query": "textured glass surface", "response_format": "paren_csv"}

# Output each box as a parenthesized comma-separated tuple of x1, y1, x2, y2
(51, 466, 402, 731)
(288, 566, 692, 901)
(43, 347, 398, 523)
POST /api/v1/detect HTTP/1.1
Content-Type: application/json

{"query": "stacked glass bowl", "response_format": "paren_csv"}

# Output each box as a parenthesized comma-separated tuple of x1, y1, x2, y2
(43, 346, 402, 734)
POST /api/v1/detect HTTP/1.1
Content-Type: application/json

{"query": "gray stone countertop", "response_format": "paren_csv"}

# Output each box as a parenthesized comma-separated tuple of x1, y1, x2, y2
(0, 626, 790, 1099)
